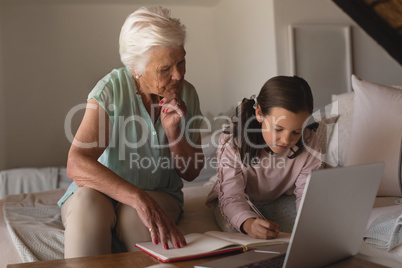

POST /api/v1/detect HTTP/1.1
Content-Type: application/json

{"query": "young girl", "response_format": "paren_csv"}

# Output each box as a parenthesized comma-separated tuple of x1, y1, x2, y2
(206, 76, 322, 239)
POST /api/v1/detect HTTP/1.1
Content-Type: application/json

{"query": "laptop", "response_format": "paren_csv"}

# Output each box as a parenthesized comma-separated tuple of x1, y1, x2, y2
(195, 162, 385, 268)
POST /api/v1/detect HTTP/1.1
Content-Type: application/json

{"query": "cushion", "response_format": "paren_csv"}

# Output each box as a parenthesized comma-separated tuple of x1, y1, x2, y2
(310, 105, 339, 168)
(346, 75, 402, 197)
(195, 109, 234, 183)
(178, 185, 220, 235)
(0, 167, 59, 199)
(312, 106, 339, 163)
(195, 129, 220, 183)
(326, 91, 355, 167)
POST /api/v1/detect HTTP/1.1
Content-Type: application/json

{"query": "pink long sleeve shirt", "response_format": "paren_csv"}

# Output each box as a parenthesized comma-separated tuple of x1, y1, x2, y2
(206, 129, 322, 232)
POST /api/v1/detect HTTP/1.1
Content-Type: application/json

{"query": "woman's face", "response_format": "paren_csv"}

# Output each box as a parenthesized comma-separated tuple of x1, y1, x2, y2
(256, 107, 310, 154)
(136, 45, 186, 97)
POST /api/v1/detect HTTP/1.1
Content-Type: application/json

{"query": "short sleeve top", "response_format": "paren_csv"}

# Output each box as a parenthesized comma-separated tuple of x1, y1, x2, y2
(58, 67, 203, 207)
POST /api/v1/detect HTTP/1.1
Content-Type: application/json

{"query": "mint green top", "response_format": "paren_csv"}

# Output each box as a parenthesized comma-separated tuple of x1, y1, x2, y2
(58, 68, 203, 207)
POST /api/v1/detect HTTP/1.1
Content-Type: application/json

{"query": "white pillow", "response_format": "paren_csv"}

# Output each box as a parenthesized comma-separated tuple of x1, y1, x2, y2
(346, 75, 402, 197)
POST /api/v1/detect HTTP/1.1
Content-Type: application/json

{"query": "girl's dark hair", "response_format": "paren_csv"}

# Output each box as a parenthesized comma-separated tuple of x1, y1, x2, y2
(227, 75, 318, 164)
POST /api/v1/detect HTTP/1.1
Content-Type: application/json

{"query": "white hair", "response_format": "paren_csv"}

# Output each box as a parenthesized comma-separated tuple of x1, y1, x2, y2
(119, 6, 186, 75)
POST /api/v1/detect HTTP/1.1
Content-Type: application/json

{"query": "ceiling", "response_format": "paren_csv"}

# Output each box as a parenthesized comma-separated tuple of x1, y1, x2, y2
(333, 0, 402, 65)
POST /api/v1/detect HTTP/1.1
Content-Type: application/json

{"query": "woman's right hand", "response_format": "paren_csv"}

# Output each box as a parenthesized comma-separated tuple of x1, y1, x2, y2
(133, 190, 187, 250)
(242, 218, 280, 240)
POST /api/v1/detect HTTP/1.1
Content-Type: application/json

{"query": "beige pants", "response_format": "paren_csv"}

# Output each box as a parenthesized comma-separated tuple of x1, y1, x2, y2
(61, 187, 181, 258)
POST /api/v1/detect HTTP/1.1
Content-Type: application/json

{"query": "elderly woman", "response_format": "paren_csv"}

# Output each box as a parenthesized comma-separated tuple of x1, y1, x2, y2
(58, 7, 204, 258)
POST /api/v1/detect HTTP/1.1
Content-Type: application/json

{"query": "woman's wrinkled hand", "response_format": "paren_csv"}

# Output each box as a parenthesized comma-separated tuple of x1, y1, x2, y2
(242, 218, 280, 240)
(134, 191, 187, 250)
(159, 93, 187, 133)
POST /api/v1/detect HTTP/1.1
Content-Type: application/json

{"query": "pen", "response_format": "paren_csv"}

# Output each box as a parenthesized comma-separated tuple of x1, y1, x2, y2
(254, 250, 281, 254)
(244, 196, 267, 221)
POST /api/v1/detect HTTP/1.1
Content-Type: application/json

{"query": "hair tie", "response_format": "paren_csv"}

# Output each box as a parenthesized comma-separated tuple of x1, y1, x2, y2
(251, 94, 258, 109)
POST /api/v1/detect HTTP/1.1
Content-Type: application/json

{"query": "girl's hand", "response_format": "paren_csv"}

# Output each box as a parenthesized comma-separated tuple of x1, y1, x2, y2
(242, 218, 280, 240)
(159, 93, 187, 134)
(134, 191, 187, 250)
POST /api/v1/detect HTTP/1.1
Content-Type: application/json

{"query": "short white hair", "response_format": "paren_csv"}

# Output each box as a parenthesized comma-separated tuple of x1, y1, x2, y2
(119, 6, 186, 75)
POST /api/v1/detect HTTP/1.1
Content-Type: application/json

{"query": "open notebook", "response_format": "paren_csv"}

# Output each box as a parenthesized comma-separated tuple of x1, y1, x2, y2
(135, 231, 291, 262)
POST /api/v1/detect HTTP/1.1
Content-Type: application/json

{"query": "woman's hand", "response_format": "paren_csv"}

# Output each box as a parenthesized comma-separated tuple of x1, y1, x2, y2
(159, 93, 187, 134)
(134, 190, 187, 250)
(241, 218, 280, 240)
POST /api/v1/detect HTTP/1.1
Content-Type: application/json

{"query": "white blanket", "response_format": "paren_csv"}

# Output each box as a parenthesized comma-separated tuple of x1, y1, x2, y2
(364, 205, 402, 251)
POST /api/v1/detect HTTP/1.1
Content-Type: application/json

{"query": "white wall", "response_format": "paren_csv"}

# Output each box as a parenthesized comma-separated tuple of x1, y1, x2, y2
(0, 1, 221, 169)
(176, 5, 221, 116)
(2, 2, 120, 168)
(0, 3, 6, 169)
(274, 0, 402, 85)
(215, 0, 277, 114)
(1, 0, 401, 169)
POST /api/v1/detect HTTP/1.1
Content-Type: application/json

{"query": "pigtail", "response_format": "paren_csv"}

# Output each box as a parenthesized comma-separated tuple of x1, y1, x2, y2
(229, 97, 268, 164)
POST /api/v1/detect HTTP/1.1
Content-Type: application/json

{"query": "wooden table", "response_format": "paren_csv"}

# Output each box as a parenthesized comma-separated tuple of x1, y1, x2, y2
(7, 251, 232, 268)
(7, 250, 387, 268)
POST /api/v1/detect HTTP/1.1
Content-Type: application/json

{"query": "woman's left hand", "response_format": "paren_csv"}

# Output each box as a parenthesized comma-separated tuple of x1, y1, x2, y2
(159, 93, 187, 133)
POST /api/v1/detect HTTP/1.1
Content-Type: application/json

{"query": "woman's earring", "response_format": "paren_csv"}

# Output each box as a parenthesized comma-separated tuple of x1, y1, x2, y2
(135, 75, 139, 79)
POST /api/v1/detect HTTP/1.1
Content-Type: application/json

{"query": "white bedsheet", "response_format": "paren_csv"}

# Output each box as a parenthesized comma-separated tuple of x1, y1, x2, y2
(0, 198, 21, 268)
(3, 189, 65, 262)
(0, 184, 220, 267)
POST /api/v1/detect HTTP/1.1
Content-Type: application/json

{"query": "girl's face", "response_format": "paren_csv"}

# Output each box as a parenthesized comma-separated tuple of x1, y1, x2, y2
(256, 106, 310, 154)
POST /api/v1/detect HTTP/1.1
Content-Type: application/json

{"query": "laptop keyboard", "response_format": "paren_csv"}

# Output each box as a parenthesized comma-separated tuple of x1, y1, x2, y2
(239, 254, 285, 268)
